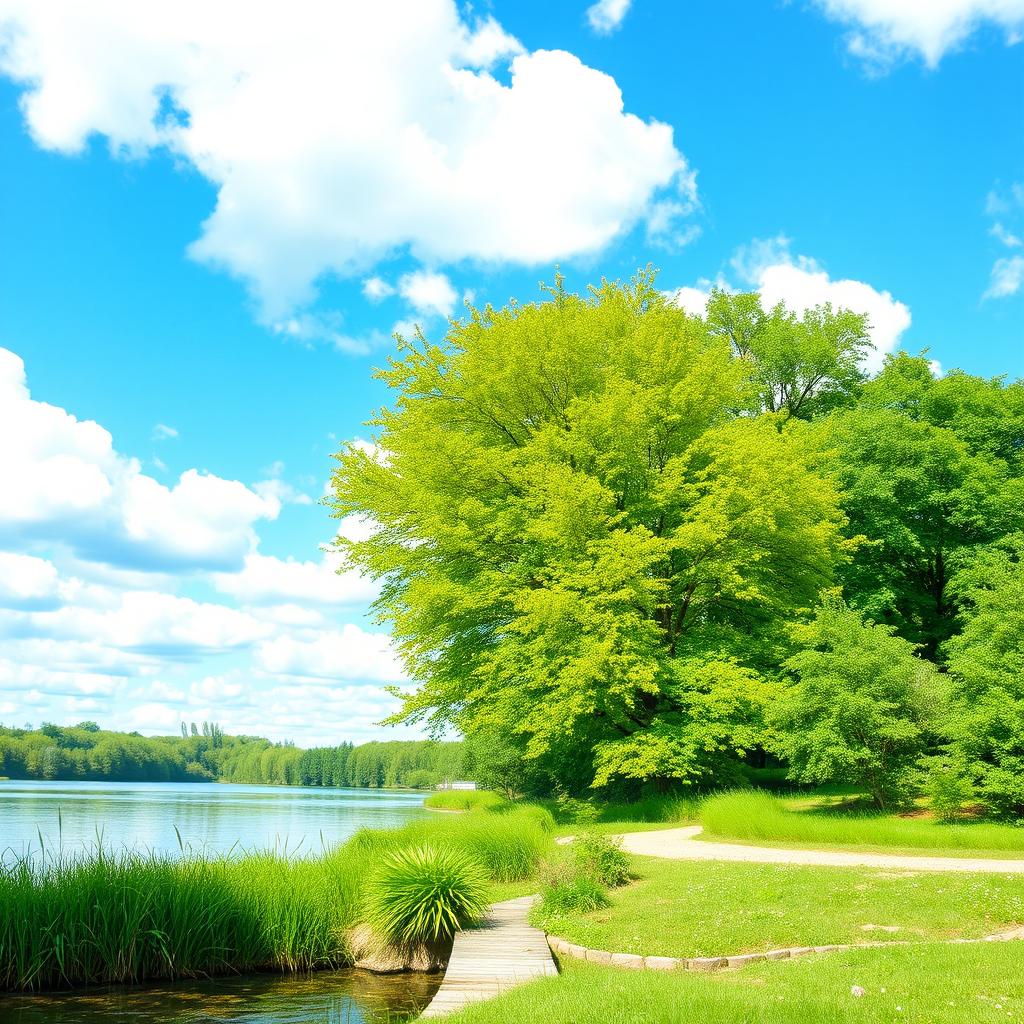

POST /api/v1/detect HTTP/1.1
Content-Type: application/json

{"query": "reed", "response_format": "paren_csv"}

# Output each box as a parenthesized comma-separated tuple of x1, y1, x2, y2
(0, 805, 555, 992)
(423, 790, 508, 812)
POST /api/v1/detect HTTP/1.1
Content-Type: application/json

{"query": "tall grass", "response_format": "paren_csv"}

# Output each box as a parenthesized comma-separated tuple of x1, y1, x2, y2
(0, 805, 555, 992)
(423, 790, 508, 812)
(700, 791, 1024, 853)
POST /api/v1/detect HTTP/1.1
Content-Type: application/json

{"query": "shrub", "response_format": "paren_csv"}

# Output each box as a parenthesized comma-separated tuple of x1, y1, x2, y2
(537, 875, 609, 918)
(920, 755, 975, 822)
(571, 831, 630, 887)
(365, 846, 489, 945)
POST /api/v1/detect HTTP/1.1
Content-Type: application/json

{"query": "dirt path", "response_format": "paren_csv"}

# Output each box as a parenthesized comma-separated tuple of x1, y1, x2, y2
(613, 825, 1024, 873)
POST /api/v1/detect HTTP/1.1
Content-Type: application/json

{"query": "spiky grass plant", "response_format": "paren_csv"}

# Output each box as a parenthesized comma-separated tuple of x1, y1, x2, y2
(366, 846, 489, 946)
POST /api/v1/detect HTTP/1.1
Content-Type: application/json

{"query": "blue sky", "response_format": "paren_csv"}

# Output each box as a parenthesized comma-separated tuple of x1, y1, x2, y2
(0, 0, 1021, 745)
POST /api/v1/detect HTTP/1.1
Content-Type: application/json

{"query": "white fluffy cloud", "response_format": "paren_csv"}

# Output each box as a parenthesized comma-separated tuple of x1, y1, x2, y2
(0, 342, 405, 742)
(0, 552, 60, 609)
(399, 270, 459, 318)
(669, 236, 912, 373)
(0, 0, 693, 319)
(587, 0, 632, 35)
(213, 551, 377, 607)
(257, 624, 405, 683)
(812, 0, 1024, 67)
(0, 348, 279, 571)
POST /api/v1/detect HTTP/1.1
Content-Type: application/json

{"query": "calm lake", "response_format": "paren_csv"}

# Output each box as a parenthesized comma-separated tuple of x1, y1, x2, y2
(0, 781, 437, 1023)
(0, 780, 429, 860)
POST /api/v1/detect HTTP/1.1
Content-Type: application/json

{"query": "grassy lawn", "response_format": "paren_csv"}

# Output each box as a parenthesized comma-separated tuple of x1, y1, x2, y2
(533, 855, 1024, 958)
(440, 944, 1024, 1023)
(700, 791, 1024, 859)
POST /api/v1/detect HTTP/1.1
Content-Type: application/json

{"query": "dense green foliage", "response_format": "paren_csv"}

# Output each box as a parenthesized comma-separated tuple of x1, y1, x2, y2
(773, 603, 943, 808)
(0, 722, 462, 790)
(331, 274, 1024, 818)
(366, 845, 489, 944)
(0, 804, 553, 991)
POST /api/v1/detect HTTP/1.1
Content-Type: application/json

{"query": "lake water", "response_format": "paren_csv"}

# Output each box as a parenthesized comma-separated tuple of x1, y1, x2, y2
(0, 781, 439, 1023)
(0, 780, 429, 860)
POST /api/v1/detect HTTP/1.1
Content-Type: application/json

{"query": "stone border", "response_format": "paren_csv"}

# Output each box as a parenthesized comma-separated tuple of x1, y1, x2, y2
(546, 925, 1024, 973)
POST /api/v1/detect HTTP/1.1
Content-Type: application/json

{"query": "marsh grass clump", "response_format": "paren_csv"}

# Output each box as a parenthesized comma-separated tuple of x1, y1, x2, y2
(366, 846, 489, 945)
(424, 790, 508, 812)
(0, 846, 353, 992)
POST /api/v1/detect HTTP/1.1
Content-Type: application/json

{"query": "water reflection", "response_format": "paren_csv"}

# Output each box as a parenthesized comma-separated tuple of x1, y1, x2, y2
(3, 969, 442, 1023)
(0, 781, 428, 860)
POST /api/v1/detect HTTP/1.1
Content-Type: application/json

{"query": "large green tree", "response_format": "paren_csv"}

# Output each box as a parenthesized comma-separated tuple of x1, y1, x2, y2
(330, 275, 850, 790)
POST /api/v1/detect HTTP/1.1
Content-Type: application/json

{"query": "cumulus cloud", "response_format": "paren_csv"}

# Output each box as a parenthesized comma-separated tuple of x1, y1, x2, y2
(213, 551, 377, 607)
(587, 0, 632, 35)
(0, 348, 279, 571)
(362, 276, 395, 301)
(0, 0, 693, 320)
(0, 552, 61, 610)
(152, 423, 178, 441)
(668, 236, 912, 373)
(257, 624, 404, 683)
(398, 270, 459, 318)
(811, 0, 1024, 68)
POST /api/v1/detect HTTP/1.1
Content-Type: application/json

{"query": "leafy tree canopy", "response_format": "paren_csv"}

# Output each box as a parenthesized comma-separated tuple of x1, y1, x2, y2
(330, 274, 851, 789)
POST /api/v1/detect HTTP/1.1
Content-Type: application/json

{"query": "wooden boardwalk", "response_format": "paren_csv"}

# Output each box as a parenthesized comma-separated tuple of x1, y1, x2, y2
(420, 896, 557, 1018)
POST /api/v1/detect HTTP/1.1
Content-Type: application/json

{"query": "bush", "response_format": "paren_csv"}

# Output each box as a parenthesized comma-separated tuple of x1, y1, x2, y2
(365, 846, 489, 945)
(571, 831, 630, 887)
(537, 876, 609, 918)
(920, 755, 975, 822)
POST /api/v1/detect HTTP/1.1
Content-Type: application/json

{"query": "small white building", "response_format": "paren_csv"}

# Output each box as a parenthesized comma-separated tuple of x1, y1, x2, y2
(436, 780, 478, 791)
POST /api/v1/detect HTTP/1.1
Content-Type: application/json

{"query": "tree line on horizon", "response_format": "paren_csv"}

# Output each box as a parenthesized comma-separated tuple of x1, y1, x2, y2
(329, 272, 1024, 818)
(0, 722, 466, 790)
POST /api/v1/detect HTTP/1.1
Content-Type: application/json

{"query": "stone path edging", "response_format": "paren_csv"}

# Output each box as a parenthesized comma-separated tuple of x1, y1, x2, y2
(545, 924, 1024, 973)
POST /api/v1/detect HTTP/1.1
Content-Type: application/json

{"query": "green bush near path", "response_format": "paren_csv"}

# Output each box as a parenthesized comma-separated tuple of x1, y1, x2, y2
(440, 945, 1024, 1024)
(535, 854, 1024, 958)
(0, 805, 554, 991)
(701, 791, 1024, 856)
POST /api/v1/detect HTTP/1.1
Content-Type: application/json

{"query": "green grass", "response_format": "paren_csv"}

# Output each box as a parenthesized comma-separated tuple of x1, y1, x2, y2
(534, 854, 1024, 957)
(701, 791, 1024, 857)
(0, 804, 554, 991)
(441, 944, 1024, 1023)
(424, 790, 509, 812)
(546, 795, 698, 837)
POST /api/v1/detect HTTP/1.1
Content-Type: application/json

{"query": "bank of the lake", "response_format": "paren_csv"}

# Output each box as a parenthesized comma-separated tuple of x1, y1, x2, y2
(0, 799, 554, 992)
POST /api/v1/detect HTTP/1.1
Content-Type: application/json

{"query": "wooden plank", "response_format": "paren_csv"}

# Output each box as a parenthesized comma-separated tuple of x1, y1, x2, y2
(420, 896, 556, 1018)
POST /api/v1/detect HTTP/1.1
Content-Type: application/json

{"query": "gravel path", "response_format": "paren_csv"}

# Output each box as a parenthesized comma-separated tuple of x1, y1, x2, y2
(613, 825, 1024, 873)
